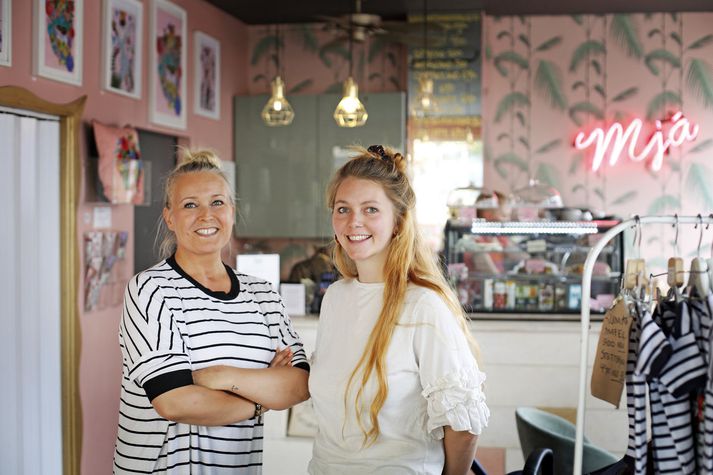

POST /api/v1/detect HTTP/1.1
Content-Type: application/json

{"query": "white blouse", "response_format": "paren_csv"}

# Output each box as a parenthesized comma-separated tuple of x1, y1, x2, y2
(308, 279, 489, 475)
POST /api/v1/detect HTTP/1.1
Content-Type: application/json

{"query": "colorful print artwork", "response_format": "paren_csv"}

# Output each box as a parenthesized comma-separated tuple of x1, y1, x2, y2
(194, 31, 220, 119)
(149, 0, 186, 129)
(199, 45, 215, 111)
(45, 0, 76, 73)
(103, 0, 143, 98)
(93, 120, 145, 205)
(34, 0, 83, 84)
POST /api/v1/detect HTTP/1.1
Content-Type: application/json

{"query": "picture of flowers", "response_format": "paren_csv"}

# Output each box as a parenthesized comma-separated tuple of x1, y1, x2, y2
(103, 0, 142, 98)
(149, 0, 186, 129)
(0, 0, 11, 67)
(194, 31, 221, 119)
(34, 0, 83, 85)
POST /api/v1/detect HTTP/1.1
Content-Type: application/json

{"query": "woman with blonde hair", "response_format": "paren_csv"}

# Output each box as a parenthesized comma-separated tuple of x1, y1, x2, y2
(308, 145, 489, 474)
(113, 149, 309, 474)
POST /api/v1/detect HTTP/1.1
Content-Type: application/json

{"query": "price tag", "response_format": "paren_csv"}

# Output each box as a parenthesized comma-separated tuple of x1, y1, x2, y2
(590, 299, 633, 408)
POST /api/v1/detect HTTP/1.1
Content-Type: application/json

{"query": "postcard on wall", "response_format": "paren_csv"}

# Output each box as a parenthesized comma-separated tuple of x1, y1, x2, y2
(103, 0, 143, 99)
(149, 0, 187, 129)
(0, 0, 11, 67)
(33, 0, 84, 85)
(194, 31, 221, 119)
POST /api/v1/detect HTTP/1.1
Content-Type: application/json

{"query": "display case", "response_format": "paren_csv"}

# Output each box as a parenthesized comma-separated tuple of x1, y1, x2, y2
(444, 219, 624, 315)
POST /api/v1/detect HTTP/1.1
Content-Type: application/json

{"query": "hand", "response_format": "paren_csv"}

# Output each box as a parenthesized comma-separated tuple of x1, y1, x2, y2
(270, 347, 293, 368)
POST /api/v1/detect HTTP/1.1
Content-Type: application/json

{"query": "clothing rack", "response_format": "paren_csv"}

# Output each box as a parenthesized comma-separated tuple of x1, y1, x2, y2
(574, 214, 713, 474)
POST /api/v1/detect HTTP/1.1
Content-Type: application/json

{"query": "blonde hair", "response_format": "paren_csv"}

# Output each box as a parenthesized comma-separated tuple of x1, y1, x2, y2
(156, 148, 235, 260)
(326, 146, 480, 446)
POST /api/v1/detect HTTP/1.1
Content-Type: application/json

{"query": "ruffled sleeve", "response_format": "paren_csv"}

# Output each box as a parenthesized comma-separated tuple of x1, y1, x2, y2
(411, 290, 490, 439)
(421, 365, 490, 439)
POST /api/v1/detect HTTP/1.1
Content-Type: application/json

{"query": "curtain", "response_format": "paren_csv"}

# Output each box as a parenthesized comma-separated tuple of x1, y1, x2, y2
(0, 109, 62, 473)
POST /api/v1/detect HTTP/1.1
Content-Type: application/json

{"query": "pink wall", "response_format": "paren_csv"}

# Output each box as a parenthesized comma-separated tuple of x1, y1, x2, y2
(0, 1, 248, 473)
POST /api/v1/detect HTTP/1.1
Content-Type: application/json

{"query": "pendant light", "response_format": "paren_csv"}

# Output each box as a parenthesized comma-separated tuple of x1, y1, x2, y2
(262, 25, 294, 126)
(334, 23, 367, 127)
(412, 0, 437, 118)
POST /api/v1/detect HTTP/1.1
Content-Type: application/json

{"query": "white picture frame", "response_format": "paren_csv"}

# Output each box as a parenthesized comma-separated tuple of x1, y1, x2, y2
(193, 31, 221, 120)
(102, 0, 143, 99)
(0, 0, 12, 67)
(33, 0, 84, 85)
(149, 0, 187, 130)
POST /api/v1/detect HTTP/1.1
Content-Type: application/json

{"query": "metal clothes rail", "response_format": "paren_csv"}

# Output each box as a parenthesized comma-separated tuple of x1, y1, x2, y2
(574, 214, 713, 474)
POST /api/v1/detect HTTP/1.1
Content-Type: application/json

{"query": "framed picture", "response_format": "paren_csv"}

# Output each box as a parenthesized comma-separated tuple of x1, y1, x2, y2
(194, 31, 221, 120)
(0, 0, 11, 67)
(102, 0, 143, 99)
(33, 0, 84, 85)
(149, 0, 187, 130)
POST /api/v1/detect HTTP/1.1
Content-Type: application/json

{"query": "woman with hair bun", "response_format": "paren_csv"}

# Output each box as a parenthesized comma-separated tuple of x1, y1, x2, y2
(113, 148, 309, 474)
(308, 145, 489, 474)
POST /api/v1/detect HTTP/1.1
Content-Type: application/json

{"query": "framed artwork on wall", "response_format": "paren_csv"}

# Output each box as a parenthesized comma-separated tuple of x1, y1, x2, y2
(33, 0, 83, 85)
(102, 0, 143, 99)
(0, 0, 11, 67)
(149, 0, 186, 130)
(194, 31, 221, 120)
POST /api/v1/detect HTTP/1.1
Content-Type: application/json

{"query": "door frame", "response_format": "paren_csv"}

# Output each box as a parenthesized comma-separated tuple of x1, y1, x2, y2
(0, 86, 85, 475)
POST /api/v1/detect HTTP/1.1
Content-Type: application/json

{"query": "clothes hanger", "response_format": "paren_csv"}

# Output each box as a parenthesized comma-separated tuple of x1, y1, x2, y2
(687, 214, 710, 298)
(623, 216, 646, 293)
(667, 214, 684, 302)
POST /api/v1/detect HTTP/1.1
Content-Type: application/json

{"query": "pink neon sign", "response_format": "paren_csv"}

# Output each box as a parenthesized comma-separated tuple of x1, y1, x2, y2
(574, 111, 699, 172)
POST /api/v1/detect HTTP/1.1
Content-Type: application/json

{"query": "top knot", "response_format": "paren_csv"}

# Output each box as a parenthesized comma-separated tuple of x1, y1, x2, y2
(367, 144, 406, 173)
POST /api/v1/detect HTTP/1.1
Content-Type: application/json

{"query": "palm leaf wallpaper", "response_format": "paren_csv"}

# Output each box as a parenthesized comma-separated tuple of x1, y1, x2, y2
(484, 12, 713, 265)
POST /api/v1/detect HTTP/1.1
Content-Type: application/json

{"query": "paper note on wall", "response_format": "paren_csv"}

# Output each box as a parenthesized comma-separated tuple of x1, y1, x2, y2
(590, 299, 633, 408)
(237, 254, 280, 292)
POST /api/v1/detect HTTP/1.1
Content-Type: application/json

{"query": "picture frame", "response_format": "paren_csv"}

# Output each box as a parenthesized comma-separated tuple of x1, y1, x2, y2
(194, 31, 221, 120)
(0, 0, 11, 67)
(149, 0, 187, 130)
(33, 0, 84, 85)
(102, 0, 143, 99)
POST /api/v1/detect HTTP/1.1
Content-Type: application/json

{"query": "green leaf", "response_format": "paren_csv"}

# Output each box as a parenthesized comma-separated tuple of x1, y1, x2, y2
(485, 44, 492, 61)
(572, 80, 586, 92)
(288, 79, 313, 94)
(648, 28, 662, 39)
(389, 76, 401, 89)
(535, 163, 560, 188)
(611, 190, 638, 206)
(252, 73, 267, 84)
(689, 138, 713, 154)
(535, 36, 563, 52)
(569, 101, 604, 126)
(686, 163, 713, 210)
(386, 52, 397, 67)
(534, 60, 567, 110)
(687, 34, 713, 50)
(299, 25, 319, 53)
(497, 132, 510, 142)
(591, 59, 602, 75)
(686, 59, 713, 108)
(569, 154, 584, 175)
(519, 34, 530, 48)
(368, 38, 387, 63)
(670, 32, 682, 46)
(644, 49, 681, 76)
(494, 92, 530, 123)
(594, 188, 605, 202)
(646, 90, 681, 120)
(572, 183, 586, 194)
(535, 139, 562, 154)
(251, 35, 279, 65)
(670, 13, 678, 22)
(494, 153, 528, 179)
(569, 40, 606, 72)
(516, 111, 526, 127)
(571, 15, 584, 25)
(610, 15, 644, 59)
(324, 82, 344, 94)
(647, 194, 681, 215)
(519, 136, 530, 150)
(318, 39, 350, 68)
(368, 72, 382, 81)
(497, 30, 512, 40)
(594, 84, 606, 99)
(494, 51, 529, 77)
(612, 87, 639, 102)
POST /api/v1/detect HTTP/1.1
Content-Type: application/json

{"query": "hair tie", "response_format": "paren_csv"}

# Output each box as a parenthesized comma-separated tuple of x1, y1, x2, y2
(367, 144, 391, 163)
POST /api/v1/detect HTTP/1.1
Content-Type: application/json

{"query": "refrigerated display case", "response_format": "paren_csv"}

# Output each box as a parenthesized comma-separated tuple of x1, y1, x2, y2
(443, 219, 624, 316)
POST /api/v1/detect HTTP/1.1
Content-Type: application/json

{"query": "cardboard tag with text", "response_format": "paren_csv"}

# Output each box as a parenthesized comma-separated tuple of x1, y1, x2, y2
(591, 299, 633, 408)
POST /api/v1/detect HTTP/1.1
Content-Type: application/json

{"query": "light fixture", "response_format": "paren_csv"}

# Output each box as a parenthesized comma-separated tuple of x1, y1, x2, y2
(334, 21, 367, 127)
(262, 25, 294, 126)
(411, 0, 437, 118)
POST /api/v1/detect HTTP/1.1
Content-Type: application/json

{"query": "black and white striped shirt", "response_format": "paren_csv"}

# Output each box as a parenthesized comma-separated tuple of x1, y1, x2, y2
(113, 257, 308, 474)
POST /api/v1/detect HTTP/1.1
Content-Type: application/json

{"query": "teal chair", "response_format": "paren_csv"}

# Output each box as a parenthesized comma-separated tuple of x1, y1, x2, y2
(515, 407, 618, 475)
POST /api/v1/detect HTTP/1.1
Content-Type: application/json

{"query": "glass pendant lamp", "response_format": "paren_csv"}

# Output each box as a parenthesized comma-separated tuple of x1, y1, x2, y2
(262, 26, 294, 126)
(334, 27, 367, 127)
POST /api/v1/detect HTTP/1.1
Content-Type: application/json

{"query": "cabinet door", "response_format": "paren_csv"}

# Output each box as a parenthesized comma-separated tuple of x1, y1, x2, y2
(315, 92, 406, 238)
(234, 95, 319, 237)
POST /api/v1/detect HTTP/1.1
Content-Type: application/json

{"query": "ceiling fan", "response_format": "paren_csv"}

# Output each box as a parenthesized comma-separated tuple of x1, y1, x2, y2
(317, 0, 446, 47)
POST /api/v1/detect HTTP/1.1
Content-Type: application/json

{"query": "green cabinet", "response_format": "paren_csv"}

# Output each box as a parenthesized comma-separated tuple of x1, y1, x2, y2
(234, 92, 405, 238)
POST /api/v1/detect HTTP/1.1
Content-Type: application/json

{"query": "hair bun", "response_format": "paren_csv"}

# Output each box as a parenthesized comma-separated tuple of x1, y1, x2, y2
(391, 152, 407, 173)
(177, 147, 222, 171)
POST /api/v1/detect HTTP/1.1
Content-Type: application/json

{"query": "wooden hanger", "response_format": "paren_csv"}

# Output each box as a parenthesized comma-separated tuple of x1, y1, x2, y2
(687, 214, 710, 297)
(667, 214, 684, 301)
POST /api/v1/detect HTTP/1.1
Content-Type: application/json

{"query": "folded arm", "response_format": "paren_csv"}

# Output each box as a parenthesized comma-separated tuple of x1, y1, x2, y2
(151, 384, 259, 426)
